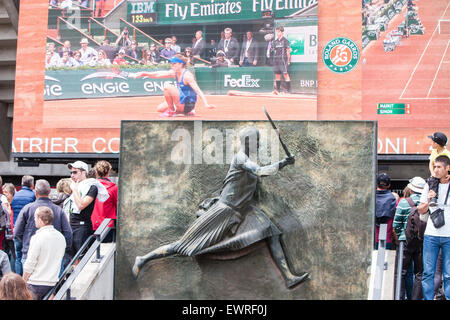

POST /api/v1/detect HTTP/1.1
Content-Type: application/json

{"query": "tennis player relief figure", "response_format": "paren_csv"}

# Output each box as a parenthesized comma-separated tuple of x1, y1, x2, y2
(132, 109, 309, 289)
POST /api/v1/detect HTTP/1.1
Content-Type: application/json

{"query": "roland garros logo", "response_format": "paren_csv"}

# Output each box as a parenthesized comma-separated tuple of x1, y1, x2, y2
(322, 37, 360, 73)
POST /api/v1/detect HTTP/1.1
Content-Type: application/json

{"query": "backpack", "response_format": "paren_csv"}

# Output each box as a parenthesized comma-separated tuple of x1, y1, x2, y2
(405, 197, 427, 242)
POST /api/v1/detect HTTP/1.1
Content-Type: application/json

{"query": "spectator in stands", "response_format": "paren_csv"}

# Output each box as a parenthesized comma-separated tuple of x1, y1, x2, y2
(239, 31, 259, 67)
(375, 173, 397, 250)
(207, 39, 217, 62)
(60, 0, 72, 9)
(115, 27, 132, 49)
(182, 47, 195, 66)
(1, 183, 15, 272)
(45, 43, 61, 69)
(59, 40, 73, 57)
(126, 40, 141, 61)
(0, 250, 11, 280)
(66, 161, 109, 264)
(141, 43, 160, 65)
(96, 49, 112, 66)
(192, 30, 206, 59)
(94, 0, 105, 17)
(11, 175, 35, 276)
(91, 161, 117, 242)
(113, 48, 128, 65)
(0, 272, 34, 300)
(98, 38, 118, 62)
(22, 206, 66, 300)
(79, 38, 98, 65)
(160, 38, 176, 59)
(211, 50, 229, 68)
(72, 50, 83, 67)
(58, 50, 78, 67)
(171, 35, 181, 54)
(393, 176, 426, 300)
(13, 179, 72, 276)
(418, 155, 450, 300)
(217, 27, 240, 65)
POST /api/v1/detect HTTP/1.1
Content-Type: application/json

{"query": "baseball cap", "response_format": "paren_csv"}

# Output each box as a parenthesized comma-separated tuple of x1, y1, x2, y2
(68, 161, 89, 172)
(407, 177, 426, 194)
(80, 38, 89, 44)
(428, 132, 447, 146)
(377, 173, 391, 187)
(168, 56, 186, 64)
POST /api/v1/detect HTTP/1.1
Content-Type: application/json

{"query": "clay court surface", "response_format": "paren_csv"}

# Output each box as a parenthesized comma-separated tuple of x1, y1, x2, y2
(43, 93, 317, 129)
(362, 0, 450, 128)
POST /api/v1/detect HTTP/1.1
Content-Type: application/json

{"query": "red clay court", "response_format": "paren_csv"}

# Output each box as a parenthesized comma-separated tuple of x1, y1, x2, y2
(363, 0, 450, 128)
(43, 93, 317, 129)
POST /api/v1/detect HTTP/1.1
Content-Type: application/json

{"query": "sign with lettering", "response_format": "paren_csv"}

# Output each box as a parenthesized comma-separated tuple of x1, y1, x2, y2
(127, 1, 157, 24)
(153, 0, 318, 25)
(377, 103, 411, 115)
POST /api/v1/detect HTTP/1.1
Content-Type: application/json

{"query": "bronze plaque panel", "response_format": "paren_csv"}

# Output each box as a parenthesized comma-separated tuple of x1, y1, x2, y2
(115, 120, 376, 299)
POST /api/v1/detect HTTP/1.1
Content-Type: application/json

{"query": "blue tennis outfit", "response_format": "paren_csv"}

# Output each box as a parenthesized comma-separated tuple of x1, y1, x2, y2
(176, 70, 197, 113)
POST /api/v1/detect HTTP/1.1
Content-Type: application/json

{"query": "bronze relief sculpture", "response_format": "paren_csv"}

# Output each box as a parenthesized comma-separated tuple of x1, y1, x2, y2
(132, 125, 309, 289)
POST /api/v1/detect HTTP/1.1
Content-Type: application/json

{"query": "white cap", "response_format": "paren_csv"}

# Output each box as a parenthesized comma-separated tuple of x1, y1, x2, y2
(68, 161, 89, 172)
(407, 177, 426, 194)
(80, 38, 89, 44)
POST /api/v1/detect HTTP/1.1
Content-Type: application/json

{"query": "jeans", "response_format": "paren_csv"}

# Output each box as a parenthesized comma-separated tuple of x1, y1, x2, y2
(14, 239, 23, 276)
(422, 235, 450, 300)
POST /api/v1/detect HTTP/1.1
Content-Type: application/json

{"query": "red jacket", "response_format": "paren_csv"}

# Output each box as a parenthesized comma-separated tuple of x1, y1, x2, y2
(91, 178, 118, 230)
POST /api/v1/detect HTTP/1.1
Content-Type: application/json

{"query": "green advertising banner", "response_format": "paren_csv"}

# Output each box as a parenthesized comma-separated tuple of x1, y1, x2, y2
(44, 64, 317, 100)
(127, 0, 318, 25)
(44, 68, 176, 100)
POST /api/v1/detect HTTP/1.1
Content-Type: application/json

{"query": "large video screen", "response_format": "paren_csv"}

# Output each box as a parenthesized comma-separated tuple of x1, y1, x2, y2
(12, 0, 318, 155)
(12, 0, 449, 157)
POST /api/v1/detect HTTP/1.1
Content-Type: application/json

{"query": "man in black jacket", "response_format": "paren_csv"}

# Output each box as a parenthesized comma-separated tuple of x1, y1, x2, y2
(217, 27, 240, 65)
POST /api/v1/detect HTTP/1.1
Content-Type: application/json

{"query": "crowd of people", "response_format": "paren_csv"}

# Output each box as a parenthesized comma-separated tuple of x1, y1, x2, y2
(46, 26, 291, 71)
(0, 160, 117, 300)
(375, 132, 450, 300)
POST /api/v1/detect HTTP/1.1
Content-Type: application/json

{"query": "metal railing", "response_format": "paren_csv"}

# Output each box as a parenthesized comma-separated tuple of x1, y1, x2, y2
(43, 218, 115, 300)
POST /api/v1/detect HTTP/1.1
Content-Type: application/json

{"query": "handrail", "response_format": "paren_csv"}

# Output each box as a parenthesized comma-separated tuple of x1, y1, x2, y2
(118, 18, 211, 65)
(103, 0, 126, 19)
(43, 218, 114, 300)
(47, 35, 64, 47)
(58, 16, 101, 47)
(119, 18, 162, 46)
(89, 17, 119, 39)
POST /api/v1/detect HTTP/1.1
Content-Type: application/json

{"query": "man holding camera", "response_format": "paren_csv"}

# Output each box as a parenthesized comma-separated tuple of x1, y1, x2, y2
(418, 155, 450, 300)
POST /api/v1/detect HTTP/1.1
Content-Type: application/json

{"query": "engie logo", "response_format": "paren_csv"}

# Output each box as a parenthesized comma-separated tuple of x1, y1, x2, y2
(80, 72, 130, 95)
(44, 75, 63, 97)
(322, 37, 360, 74)
(224, 74, 260, 88)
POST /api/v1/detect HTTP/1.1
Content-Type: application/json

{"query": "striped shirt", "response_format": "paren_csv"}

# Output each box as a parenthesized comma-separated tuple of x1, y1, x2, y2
(393, 193, 421, 241)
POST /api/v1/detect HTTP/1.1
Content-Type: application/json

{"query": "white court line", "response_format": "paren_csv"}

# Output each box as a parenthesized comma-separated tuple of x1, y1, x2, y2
(399, 1, 450, 99)
(427, 39, 450, 97)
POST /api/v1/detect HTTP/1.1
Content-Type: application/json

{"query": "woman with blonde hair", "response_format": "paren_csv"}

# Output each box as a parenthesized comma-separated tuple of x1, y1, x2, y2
(0, 272, 34, 300)
(51, 178, 72, 208)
